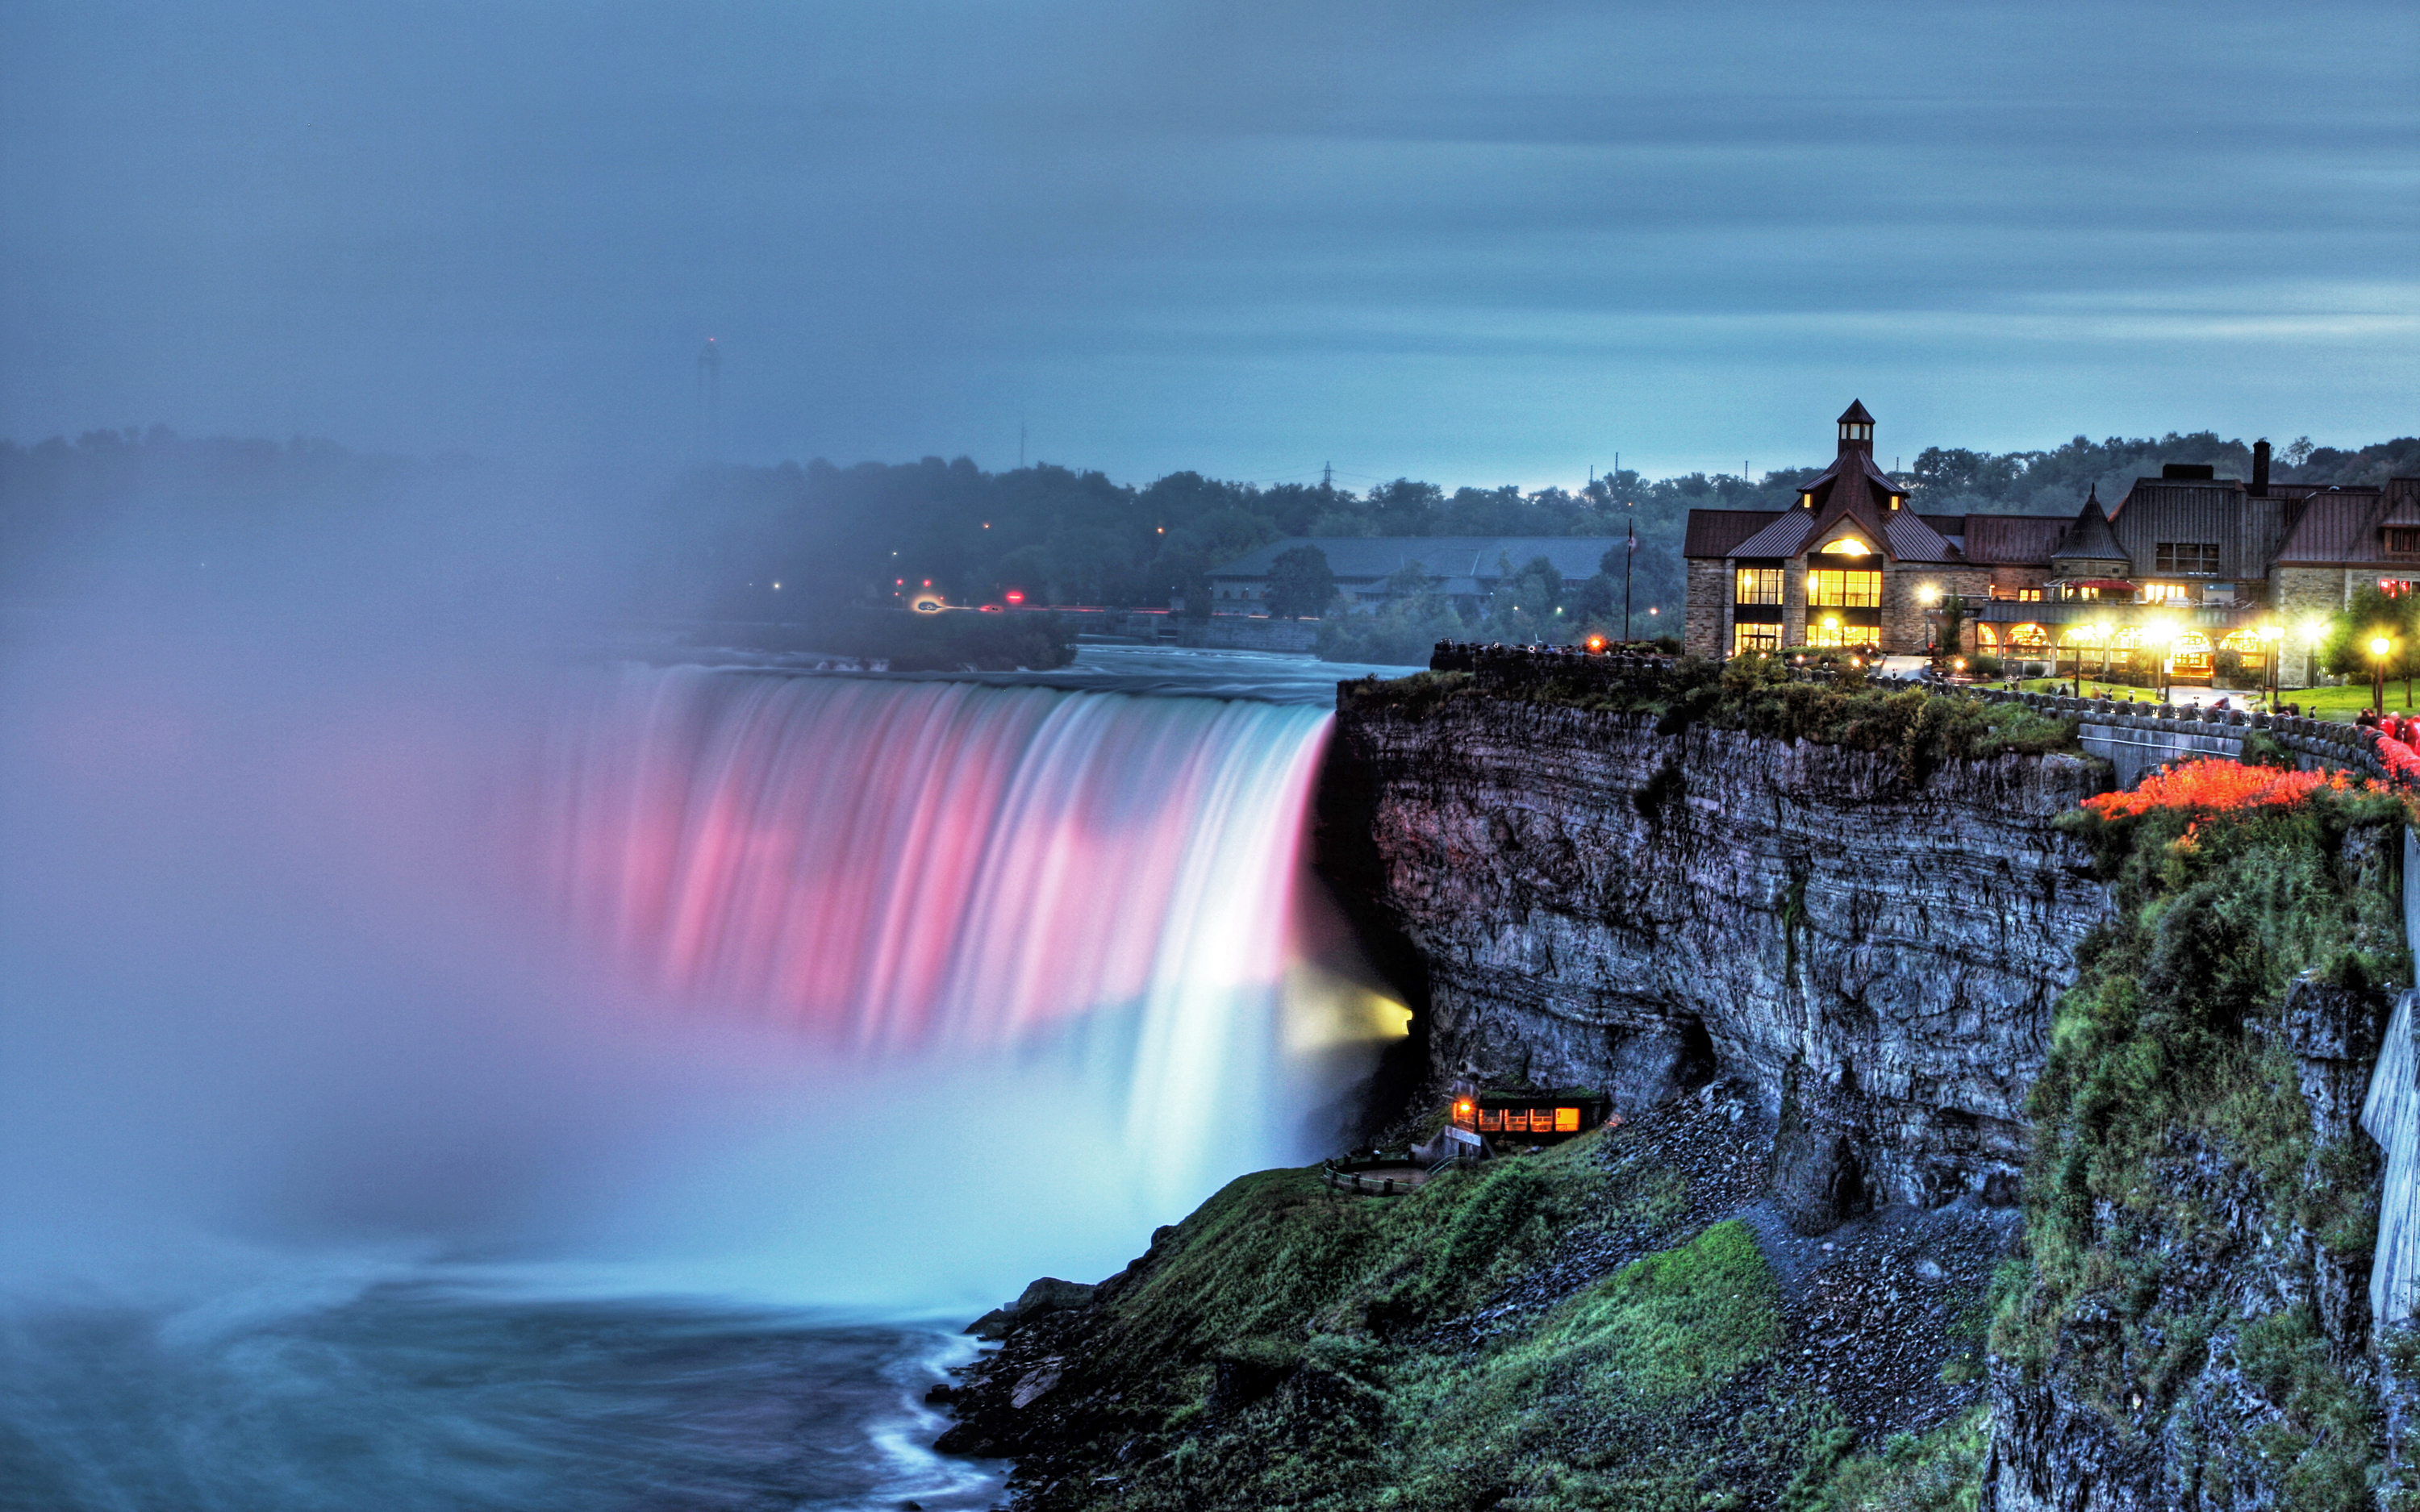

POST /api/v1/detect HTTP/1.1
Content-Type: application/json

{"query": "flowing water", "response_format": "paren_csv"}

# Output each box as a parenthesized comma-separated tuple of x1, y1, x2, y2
(0, 642, 1415, 1509)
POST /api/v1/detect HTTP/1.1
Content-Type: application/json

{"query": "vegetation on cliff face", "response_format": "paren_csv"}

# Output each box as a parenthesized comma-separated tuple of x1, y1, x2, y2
(1340, 655, 2078, 784)
(1994, 766, 2405, 1507)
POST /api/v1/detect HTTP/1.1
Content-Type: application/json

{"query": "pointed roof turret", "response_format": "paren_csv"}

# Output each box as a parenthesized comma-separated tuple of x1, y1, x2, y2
(2055, 485, 2126, 564)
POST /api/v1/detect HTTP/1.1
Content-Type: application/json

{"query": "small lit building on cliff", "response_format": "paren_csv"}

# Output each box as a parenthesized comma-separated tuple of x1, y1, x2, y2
(1684, 403, 2420, 676)
(1446, 1081, 1613, 1145)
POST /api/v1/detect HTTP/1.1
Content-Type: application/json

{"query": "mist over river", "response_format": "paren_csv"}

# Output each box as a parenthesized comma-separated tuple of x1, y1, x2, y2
(0, 638, 1417, 1510)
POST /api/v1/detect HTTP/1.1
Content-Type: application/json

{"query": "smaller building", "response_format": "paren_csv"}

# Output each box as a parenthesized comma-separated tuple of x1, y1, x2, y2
(1449, 1085, 1613, 1143)
(1205, 536, 1627, 616)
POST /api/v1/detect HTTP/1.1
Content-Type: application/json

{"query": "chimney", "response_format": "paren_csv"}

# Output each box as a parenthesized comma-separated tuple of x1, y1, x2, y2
(2252, 439, 2271, 498)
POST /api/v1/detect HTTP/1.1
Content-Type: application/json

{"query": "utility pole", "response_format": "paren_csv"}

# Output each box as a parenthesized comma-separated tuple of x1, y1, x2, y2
(695, 337, 721, 462)
(1020, 425, 1027, 469)
(1624, 517, 1636, 643)
(1323, 461, 1333, 490)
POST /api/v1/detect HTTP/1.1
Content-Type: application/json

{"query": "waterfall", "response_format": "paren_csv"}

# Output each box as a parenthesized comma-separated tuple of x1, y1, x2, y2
(533, 664, 1384, 1221)
(2364, 829, 2420, 1338)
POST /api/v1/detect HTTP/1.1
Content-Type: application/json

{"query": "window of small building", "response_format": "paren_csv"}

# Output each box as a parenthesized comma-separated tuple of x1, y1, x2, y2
(2153, 543, 2220, 575)
(2007, 623, 2051, 649)
(1734, 567, 1783, 604)
(1976, 625, 2000, 648)
(2389, 529, 2420, 557)
(1808, 619, 1881, 649)
(1733, 623, 1780, 656)
(1554, 1106, 1580, 1132)
(2218, 628, 2268, 669)
(1807, 569, 1882, 608)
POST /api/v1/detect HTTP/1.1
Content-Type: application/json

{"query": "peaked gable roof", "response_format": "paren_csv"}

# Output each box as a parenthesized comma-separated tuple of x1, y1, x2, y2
(2274, 488, 2388, 564)
(1725, 510, 1817, 559)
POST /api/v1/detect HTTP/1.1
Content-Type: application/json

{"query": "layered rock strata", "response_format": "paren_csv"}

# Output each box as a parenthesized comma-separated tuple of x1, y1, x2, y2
(1317, 694, 2113, 1232)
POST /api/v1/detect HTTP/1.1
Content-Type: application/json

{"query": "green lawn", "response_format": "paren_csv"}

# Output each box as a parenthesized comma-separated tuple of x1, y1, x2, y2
(2006, 677, 2412, 721)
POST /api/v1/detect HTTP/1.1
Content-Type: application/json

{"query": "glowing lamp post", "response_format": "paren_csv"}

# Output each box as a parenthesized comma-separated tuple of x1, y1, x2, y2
(2373, 635, 2392, 714)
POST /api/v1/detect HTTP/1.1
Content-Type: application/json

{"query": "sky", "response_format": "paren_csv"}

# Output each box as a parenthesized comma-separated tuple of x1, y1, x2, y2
(2, 0, 2415, 486)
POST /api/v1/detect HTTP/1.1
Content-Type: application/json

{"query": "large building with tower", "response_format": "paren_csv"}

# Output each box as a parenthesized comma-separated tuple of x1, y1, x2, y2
(1684, 402, 2420, 677)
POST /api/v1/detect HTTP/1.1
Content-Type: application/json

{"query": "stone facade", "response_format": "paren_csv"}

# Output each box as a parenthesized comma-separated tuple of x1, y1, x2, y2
(2274, 564, 2355, 620)
(1684, 559, 1729, 656)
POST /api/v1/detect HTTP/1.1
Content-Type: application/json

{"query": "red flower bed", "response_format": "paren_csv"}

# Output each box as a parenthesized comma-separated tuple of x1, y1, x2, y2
(2379, 733, 2420, 786)
(2081, 759, 2351, 820)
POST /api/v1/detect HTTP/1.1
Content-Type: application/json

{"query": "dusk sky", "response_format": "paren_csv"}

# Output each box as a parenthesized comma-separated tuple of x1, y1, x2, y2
(4, 0, 2414, 485)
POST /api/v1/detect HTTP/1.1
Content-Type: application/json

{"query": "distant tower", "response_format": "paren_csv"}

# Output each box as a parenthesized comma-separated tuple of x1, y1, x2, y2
(696, 337, 722, 461)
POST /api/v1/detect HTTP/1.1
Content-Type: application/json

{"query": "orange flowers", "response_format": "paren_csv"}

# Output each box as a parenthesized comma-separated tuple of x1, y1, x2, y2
(2081, 759, 2347, 819)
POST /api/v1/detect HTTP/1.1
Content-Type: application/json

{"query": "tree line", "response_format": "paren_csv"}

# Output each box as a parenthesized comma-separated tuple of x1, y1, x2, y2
(5, 425, 2412, 639)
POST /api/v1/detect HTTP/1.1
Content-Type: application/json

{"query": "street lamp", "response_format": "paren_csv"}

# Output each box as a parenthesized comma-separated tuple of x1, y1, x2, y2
(2305, 616, 2331, 691)
(2258, 623, 2283, 707)
(2154, 619, 2179, 702)
(2372, 635, 2392, 714)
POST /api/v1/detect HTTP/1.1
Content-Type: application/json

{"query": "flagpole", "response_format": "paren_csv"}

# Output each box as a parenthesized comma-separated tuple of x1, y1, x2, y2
(1624, 517, 1636, 643)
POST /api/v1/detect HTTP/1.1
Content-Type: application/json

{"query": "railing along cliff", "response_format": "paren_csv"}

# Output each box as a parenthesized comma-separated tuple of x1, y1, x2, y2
(1425, 640, 2419, 793)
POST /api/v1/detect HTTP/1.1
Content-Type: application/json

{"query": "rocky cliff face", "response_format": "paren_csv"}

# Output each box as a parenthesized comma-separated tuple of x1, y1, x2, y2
(1318, 690, 2114, 1233)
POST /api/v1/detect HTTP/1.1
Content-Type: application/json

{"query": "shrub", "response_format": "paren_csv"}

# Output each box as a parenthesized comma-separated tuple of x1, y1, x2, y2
(2003, 776, 2400, 1505)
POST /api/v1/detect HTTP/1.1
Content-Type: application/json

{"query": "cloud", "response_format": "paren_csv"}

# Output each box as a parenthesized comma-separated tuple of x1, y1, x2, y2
(2, 0, 2414, 481)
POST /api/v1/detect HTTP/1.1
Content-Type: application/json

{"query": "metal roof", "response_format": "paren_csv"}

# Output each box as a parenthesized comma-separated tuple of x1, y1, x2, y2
(1961, 513, 2071, 564)
(1725, 510, 1818, 559)
(2273, 489, 2387, 564)
(1683, 509, 1787, 558)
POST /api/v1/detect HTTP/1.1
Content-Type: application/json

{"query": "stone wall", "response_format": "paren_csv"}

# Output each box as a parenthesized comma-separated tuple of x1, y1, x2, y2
(1684, 559, 1728, 656)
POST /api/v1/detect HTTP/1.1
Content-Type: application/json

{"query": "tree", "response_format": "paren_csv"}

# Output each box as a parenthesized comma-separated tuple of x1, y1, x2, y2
(1936, 594, 1967, 664)
(1316, 557, 1467, 664)
(2320, 581, 2420, 704)
(1266, 545, 1338, 619)
(1487, 555, 1566, 644)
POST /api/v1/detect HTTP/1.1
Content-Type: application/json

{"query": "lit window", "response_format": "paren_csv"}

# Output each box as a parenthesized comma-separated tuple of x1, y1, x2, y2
(1734, 567, 1783, 605)
(1809, 620, 1881, 649)
(1808, 569, 1882, 608)
(1554, 1106, 1580, 1132)
(1733, 623, 1780, 656)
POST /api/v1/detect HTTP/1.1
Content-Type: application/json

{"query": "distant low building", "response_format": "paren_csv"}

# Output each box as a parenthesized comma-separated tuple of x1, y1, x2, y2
(1204, 535, 1627, 616)
(1684, 402, 2420, 679)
